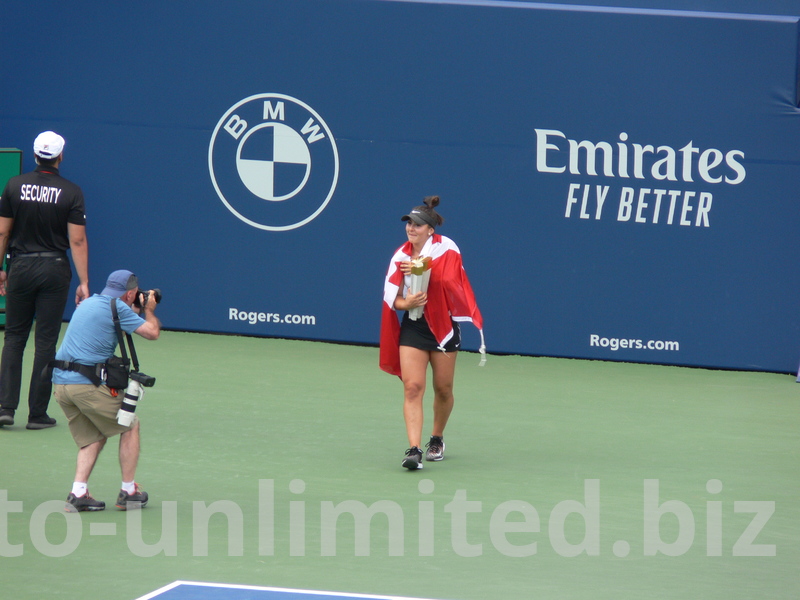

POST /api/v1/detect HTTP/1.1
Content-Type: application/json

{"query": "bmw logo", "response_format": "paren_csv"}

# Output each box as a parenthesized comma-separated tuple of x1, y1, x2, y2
(208, 93, 339, 231)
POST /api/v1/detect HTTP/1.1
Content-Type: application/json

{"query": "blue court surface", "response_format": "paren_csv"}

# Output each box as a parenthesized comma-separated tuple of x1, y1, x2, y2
(136, 582, 443, 600)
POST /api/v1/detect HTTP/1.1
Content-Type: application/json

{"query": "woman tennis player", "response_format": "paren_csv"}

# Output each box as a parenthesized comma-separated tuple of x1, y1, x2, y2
(380, 196, 485, 470)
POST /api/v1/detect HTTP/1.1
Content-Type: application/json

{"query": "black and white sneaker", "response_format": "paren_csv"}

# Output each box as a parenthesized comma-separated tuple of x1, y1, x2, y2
(116, 484, 149, 510)
(66, 492, 105, 512)
(425, 436, 445, 461)
(402, 447, 424, 470)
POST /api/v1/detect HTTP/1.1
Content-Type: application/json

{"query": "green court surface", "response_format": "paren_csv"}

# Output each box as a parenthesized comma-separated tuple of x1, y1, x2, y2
(0, 328, 798, 600)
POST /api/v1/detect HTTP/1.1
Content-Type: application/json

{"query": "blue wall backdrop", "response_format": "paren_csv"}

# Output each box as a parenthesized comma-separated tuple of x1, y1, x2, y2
(2, 0, 799, 372)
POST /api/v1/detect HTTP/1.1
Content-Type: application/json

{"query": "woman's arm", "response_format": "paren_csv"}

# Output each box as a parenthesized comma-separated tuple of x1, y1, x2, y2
(393, 282, 427, 311)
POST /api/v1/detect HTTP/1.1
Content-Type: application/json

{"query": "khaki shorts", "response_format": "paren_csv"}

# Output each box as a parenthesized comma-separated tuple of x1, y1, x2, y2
(54, 384, 138, 448)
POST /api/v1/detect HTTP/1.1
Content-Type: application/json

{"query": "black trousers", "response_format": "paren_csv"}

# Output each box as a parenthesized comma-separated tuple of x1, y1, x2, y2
(0, 256, 71, 418)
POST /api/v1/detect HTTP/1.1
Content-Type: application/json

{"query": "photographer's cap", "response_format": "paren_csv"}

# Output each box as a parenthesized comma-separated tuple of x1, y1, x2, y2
(33, 131, 65, 159)
(102, 270, 138, 298)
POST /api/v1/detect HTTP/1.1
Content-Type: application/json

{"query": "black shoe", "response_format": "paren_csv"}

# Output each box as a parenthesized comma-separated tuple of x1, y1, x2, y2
(116, 484, 148, 510)
(26, 415, 57, 430)
(402, 447, 424, 470)
(66, 492, 105, 512)
(425, 436, 445, 461)
(0, 409, 15, 427)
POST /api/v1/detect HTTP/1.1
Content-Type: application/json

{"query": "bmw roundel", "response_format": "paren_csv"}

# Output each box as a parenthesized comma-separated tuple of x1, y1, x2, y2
(208, 93, 339, 231)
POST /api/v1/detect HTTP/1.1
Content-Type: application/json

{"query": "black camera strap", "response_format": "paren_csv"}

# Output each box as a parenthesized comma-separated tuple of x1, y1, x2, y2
(111, 298, 141, 372)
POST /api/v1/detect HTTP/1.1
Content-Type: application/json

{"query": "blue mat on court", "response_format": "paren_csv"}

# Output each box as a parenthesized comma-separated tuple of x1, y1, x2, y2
(137, 582, 442, 600)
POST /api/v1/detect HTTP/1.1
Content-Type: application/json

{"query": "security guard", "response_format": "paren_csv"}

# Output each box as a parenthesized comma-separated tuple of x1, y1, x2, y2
(0, 131, 89, 430)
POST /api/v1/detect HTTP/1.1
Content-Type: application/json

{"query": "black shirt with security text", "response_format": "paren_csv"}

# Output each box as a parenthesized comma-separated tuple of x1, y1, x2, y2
(0, 165, 86, 254)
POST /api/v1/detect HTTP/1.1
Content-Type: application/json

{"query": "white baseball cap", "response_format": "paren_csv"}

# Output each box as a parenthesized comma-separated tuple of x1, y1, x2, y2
(33, 131, 65, 159)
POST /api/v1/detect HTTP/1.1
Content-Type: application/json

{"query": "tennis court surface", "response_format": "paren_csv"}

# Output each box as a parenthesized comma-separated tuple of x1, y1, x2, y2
(1, 330, 797, 600)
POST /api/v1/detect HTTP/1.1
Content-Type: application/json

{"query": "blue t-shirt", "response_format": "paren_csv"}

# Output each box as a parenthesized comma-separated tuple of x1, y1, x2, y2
(53, 294, 146, 385)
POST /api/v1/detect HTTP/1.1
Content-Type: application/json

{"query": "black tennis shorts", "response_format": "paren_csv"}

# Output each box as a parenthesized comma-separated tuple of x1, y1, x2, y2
(399, 312, 461, 352)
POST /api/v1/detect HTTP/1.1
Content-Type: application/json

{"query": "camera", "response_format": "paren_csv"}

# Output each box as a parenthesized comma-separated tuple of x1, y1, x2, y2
(116, 371, 156, 426)
(133, 288, 162, 308)
(130, 371, 156, 387)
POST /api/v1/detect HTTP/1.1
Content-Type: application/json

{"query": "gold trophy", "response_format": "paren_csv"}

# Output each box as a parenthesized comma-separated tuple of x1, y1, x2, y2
(408, 256, 432, 321)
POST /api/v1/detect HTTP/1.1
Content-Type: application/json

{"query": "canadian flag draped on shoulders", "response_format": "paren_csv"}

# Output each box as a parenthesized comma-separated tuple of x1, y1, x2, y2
(380, 233, 486, 377)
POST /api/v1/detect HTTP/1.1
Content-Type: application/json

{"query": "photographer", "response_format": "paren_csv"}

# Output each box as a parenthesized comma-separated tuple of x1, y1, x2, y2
(52, 270, 160, 512)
